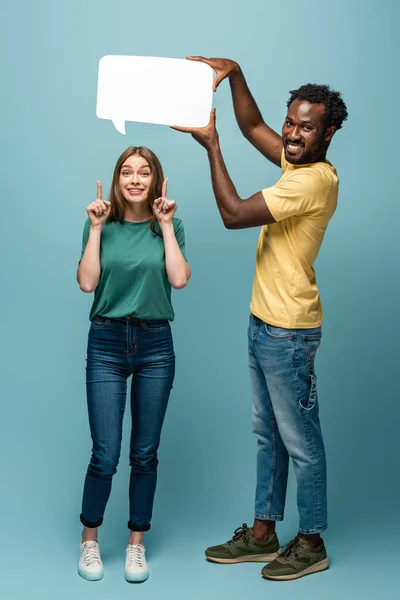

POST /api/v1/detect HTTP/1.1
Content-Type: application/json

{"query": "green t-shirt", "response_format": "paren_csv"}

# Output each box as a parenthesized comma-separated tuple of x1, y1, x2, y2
(80, 218, 186, 321)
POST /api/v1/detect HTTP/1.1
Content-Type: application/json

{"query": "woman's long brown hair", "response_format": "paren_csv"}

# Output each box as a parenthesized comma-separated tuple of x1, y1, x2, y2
(107, 146, 164, 236)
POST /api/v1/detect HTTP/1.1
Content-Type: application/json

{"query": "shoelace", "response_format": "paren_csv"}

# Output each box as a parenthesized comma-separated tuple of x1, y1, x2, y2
(280, 536, 302, 563)
(228, 523, 250, 546)
(83, 542, 101, 566)
(127, 544, 145, 568)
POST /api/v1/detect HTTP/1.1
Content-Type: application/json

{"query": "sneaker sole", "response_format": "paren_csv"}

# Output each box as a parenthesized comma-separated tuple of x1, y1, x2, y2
(78, 568, 104, 581)
(262, 557, 329, 580)
(124, 571, 149, 583)
(206, 552, 280, 564)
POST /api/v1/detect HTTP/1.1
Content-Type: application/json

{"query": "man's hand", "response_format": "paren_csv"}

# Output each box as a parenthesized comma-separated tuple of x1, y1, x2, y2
(188, 56, 282, 167)
(187, 56, 239, 92)
(171, 109, 219, 151)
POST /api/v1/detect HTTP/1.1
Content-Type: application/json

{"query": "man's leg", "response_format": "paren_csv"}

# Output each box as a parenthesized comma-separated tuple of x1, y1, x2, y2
(204, 314, 287, 564)
(249, 316, 290, 542)
(255, 321, 328, 580)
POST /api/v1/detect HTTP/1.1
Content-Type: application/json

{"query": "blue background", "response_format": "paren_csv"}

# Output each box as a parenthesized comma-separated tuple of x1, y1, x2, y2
(1, 0, 399, 598)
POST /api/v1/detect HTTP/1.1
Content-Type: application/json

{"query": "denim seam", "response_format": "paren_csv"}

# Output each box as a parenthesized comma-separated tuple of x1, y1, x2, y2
(253, 318, 260, 347)
(303, 337, 317, 375)
(301, 396, 324, 530)
(294, 334, 323, 530)
(302, 336, 324, 527)
(127, 322, 138, 356)
(299, 374, 317, 411)
(292, 334, 303, 409)
(266, 399, 277, 517)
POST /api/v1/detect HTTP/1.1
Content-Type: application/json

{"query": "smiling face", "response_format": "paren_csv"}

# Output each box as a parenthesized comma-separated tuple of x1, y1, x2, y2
(282, 99, 335, 164)
(119, 155, 153, 205)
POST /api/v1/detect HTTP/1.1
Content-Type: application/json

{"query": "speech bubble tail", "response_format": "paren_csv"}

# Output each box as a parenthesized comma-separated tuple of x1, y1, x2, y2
(112, 118, 126, 135)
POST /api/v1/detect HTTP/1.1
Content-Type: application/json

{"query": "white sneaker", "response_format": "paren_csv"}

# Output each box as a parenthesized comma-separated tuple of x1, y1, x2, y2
(78, 541, 104, 581)
(125, 544, 149, 582)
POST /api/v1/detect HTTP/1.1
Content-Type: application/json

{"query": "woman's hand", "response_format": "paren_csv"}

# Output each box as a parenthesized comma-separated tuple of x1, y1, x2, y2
(86, 181, 111, 227)
(153, 178, 177, 225)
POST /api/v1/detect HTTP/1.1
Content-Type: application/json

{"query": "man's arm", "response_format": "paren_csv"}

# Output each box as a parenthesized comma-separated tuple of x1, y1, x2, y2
(207, 142, 274, 229)
(172, 110, 275, 230)
(187, 56, 283, 167)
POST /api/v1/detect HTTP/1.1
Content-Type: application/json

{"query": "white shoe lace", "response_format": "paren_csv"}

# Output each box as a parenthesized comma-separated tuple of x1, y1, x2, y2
(127, 544, 145, 568)
(82, 542, 101, 567)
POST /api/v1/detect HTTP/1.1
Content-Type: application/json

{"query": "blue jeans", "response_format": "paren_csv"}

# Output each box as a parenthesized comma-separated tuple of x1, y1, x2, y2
(80, 316, 175, 532)
(248, 314, 327, 534)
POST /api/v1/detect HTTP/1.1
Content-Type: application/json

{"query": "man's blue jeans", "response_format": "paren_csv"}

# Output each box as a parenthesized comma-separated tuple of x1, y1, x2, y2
(80, 316, 175, 532)
(248, 314, 327, 534)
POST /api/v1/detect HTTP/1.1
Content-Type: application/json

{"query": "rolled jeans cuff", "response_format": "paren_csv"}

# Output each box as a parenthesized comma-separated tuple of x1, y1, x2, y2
(298, 524, 327, 534)
(80, 513, 103, 528)
(128, 520, 151, 532)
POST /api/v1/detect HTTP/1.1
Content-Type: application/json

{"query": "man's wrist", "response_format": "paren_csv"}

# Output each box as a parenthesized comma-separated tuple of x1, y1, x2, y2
(229, 62, 241, 78)
(207, 140, 221, 156)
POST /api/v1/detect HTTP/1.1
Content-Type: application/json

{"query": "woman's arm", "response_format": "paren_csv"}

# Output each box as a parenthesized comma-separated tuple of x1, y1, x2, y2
(153, 179, 191, 289)
(77, 181, 111, 292)
(160, 221, 191, 289)
(77, 224, 103, 292)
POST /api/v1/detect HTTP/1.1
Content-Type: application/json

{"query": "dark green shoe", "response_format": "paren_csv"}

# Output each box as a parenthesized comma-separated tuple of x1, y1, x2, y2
(205, 523, 280, 564)
(262, 535, 329, 580)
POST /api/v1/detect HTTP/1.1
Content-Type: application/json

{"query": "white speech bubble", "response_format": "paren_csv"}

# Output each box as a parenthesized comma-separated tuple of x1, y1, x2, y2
(96, 55, 214, 134)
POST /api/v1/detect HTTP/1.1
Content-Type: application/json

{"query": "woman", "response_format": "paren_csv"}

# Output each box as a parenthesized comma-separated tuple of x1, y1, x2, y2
(77, 146, 190, 582)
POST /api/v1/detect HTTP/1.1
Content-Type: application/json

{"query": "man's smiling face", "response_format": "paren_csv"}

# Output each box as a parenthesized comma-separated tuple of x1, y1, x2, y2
(282, 99, 334, 164)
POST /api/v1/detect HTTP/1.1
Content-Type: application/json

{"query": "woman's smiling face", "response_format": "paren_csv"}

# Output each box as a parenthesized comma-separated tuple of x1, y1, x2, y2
(119, 155, 153, 205)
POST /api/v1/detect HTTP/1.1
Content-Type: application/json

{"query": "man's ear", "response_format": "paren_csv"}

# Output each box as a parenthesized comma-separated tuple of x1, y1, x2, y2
(325, 125, 337, 143)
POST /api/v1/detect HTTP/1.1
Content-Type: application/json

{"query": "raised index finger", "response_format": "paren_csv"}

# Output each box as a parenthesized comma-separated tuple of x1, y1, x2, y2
(97, 181, 102, 200)
(162, 177, 168, 198)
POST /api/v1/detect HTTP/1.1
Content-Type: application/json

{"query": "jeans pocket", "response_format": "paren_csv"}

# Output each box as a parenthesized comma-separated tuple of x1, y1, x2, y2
(265, 323, 293, 339)
(142, 320, 170, 332)
(300, 373, 318, 411)
(91, 316, 110, 329)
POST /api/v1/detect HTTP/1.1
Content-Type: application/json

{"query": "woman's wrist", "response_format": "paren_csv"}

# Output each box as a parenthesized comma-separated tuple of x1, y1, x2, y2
(160, 221, 174, 233)
(90, 223, 104, 233)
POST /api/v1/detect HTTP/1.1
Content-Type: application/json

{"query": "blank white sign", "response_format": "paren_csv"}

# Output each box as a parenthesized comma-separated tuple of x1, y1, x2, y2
(96, 55, 214, 135)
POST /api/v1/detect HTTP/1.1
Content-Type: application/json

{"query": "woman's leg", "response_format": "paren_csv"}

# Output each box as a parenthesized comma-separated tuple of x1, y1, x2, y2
(80, 320, 130, 533)
(127, 322, 175, 536)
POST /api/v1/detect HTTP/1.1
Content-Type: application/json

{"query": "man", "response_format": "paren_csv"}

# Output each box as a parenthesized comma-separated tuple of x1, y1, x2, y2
(172, 56, 348, 581)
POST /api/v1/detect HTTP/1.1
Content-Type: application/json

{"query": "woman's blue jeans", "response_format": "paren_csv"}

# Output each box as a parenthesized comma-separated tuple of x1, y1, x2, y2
(80, 316, 175, 532)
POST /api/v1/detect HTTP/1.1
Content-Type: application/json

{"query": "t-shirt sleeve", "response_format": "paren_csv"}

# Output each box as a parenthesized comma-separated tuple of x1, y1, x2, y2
(280, 147, 287, 171)
(79, 219, 91, 263)
(262, 168, 327, 222)
(174, 219, 186, 259)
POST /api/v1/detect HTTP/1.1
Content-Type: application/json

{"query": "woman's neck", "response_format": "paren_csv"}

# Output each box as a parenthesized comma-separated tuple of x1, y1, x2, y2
(124, 203, 152, 223)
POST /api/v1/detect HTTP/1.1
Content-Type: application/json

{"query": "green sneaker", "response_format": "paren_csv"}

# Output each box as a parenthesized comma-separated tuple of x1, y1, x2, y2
(261, 535, 329, 580)
(205, 523, 280, 564)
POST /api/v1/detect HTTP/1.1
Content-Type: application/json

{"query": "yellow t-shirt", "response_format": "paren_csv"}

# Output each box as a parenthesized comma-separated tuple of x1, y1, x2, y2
(250, 151, 338, 328)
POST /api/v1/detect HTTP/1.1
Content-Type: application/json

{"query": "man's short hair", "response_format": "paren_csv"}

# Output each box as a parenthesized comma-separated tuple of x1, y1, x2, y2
(287, 84, 348, 130)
